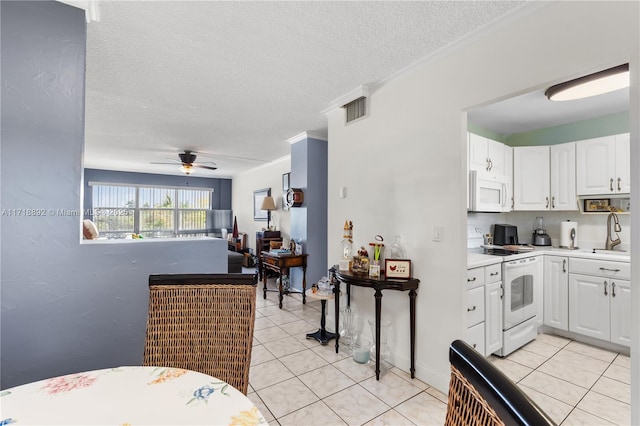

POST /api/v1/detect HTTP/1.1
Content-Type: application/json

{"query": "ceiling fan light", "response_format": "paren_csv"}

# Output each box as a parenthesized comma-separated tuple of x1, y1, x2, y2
(545, 64, 629, 101)
(180, 164, 194, 175)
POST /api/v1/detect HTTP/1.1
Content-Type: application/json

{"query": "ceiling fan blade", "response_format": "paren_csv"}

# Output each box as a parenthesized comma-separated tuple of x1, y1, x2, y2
(194, 164, 218, 171)
(150, 161, 181, 165)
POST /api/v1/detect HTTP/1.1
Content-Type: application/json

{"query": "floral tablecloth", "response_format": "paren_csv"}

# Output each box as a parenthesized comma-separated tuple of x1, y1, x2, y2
(0, 366, 268, 425)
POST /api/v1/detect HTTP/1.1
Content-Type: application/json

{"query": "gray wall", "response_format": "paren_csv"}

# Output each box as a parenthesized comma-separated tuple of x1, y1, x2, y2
(1, 1, 227, 389)
(290, 137, 328, 286)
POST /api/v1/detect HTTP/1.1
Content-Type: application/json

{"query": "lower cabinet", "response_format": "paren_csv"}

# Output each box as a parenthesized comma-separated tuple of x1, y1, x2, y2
(465, 263, 502, 357)
(465, 322, 485, 355)
(568, 257, 631, 347)
(610, 279, 632, 346)
(568, 273, 611, 340)
(485, 281, 503, 355)
(543, 256, 568, 330)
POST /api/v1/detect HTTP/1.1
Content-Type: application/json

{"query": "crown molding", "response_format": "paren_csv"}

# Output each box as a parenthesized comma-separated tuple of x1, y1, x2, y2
(57, 0, 100, 23)
(322, 85, 369, 116)
(287, 131, 327, 144)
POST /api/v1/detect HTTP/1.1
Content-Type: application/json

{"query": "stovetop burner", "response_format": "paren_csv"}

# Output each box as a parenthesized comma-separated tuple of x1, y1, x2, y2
(483, 248, 517, 256)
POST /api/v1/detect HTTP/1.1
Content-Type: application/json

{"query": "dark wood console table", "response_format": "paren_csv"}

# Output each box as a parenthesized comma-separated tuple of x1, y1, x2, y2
(256, 230, 281, 280)
(261, 252, 308, 308)
(332, 267, 419, 380)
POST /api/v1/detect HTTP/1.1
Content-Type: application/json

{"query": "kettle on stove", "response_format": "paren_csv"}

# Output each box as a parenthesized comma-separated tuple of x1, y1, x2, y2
(532, 216, 552, 246)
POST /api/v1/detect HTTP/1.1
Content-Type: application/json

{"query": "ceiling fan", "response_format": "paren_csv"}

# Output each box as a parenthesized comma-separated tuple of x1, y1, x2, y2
(151, 151, 217, 175)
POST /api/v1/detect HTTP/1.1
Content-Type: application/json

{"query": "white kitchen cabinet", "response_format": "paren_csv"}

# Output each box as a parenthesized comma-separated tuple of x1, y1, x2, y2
(468, 133, 506, 177)
(615, 133, 630, 194)
(576, 133, 630, 195)
(513, 146, 550, 210)
(504, 145, 513, 211)
(465, 263, 502, 357)
(543, 256, 568, 330)
(610, 279, 631, 346)
(485, 280, 503, 355)
(465, 322, 485, 355)
(514, 143, 576, 211)
(550, 142, 577, 210)
(467, 286, 485, 327)
(568, 258, 630, 346)
(569, 273, 610, 340)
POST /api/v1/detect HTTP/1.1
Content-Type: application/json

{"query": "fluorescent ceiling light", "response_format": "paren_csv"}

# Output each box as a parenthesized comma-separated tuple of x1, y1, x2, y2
(545, 64, 629, 101)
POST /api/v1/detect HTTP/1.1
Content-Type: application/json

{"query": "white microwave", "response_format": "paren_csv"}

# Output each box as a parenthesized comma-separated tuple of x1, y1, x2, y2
(469, 170, 510, 212)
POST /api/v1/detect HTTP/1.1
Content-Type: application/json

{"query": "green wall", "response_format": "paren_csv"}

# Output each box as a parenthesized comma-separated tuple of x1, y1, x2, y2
(469, 111, 628, 147)
(506, 112, 629, 146)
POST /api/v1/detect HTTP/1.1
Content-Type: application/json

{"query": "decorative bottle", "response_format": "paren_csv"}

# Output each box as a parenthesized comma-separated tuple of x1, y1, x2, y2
(340, 220, 353, 270)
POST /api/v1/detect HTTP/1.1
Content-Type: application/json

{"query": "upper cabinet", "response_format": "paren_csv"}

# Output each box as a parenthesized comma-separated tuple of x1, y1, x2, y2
(513, 142, 577, 211)
(513, 146, 550, 210)
(468, 133, 507, 177)
(550, 142, 577, 211)
(469, 133, 512, 212)
(576, 133, 630, 195)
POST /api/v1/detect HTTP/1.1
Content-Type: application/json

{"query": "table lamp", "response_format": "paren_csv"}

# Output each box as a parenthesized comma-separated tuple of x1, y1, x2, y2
(261, 196, 277, 230)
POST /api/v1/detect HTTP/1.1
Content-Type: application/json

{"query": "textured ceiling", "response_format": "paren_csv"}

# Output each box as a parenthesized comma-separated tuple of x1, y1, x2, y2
(83, 1, 527, 177)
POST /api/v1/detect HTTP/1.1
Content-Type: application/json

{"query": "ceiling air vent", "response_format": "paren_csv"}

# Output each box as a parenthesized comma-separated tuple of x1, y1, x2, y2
(343, 96, 367, 123)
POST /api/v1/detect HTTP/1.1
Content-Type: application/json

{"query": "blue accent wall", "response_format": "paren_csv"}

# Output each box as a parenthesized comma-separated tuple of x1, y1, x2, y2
(290, 137, 328, 287)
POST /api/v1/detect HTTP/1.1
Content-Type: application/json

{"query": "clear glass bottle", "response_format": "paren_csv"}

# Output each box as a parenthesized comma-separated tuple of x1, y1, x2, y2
(341, 220, 353, 261)
(389, 235, 407, 259)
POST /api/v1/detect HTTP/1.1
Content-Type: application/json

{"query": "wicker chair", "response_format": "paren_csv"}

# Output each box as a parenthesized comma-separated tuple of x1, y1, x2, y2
(445, 340, 556, 426)
(143, 273, 257, 395)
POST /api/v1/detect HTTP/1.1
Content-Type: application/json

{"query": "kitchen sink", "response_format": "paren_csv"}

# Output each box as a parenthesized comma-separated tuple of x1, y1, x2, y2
(591, 248, 626, 254)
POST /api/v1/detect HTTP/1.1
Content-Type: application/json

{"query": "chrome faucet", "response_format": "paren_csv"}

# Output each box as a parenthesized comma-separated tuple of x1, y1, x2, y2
(605, 212, 622, 250)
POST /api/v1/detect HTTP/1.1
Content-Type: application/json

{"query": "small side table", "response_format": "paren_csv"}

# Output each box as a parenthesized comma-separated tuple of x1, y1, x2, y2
(305, 289, 338, 345)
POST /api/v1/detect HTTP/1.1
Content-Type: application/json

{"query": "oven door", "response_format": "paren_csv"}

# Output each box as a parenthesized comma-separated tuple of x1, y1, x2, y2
(503, 257, 538, 329)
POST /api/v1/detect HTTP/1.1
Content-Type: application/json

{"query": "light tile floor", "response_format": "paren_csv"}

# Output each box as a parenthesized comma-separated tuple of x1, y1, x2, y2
(248, 279, 631, 425)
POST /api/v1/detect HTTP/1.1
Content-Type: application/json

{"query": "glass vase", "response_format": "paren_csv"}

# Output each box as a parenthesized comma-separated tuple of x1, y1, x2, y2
(340, 306, 359, 354)
(368, 318, 391, 362)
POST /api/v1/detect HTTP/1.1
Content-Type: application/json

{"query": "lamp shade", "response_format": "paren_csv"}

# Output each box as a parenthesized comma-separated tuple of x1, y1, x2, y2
(261, 196, 277, 211)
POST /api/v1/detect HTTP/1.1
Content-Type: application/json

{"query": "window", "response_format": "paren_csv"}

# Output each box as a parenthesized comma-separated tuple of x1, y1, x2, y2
(90, 184, 212, 239)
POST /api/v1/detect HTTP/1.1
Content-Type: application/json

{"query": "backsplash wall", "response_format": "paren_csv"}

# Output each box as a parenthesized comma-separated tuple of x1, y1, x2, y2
(468, 211, 631, 251)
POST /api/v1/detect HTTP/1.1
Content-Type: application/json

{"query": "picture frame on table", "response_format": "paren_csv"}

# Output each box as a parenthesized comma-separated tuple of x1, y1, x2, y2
(385, 259, 412, 279)
(253, 188, 271, 221)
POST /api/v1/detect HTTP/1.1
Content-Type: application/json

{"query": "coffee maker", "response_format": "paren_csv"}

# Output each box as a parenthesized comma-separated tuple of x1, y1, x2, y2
(532, 216, 552, 246)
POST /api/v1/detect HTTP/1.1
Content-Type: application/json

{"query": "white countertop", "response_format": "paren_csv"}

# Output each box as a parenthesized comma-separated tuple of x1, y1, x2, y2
(468, 246, 630, 268)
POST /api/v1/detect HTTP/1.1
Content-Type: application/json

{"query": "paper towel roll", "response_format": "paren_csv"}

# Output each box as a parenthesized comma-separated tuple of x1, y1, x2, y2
(560, 220, 578, 249)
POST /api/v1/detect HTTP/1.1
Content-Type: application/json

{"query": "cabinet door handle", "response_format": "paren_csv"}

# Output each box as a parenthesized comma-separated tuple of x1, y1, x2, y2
(473, 343, 477, 349)
(562, 259, 566, 273)
(610, 178, 614, 192)
(618, 177, 621, 191)
(467, 277, 476, 282)
(490, 272, 499, 276)
(489, 159, 493, 171)
(612, 282, 616, 298)
(551, 196, 555, 209)
(604, 280, 608, 296)
(545, 197, 549, 208)
(467, 306, 477, 312)
(486, 158, 490, 171)
(599, 267, 621, 273)
(500, 284, 504, 300)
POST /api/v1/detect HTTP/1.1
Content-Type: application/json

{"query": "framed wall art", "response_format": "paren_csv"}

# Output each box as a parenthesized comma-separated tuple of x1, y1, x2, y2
(385, 259, 412, 279)
(253, 188, 271, 221)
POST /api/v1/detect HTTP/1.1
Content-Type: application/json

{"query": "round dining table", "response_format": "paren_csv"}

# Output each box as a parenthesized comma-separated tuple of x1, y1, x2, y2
(0, 366, 268, 425)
